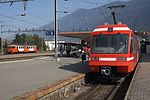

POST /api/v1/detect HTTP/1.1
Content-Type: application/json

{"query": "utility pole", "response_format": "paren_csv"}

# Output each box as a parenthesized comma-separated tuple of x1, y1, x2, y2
(54, 0, 58, 59)
(54, 0, 68, 60)
(0, 21, 4, 54)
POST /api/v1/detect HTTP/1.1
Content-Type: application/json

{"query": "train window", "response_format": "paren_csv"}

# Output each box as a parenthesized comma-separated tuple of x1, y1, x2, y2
(11, 46, 15, 48)
(92, 34, 128, 54)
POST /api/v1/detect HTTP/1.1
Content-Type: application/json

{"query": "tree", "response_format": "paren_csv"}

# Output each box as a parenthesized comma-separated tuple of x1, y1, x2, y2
(13, 34, 21, 44)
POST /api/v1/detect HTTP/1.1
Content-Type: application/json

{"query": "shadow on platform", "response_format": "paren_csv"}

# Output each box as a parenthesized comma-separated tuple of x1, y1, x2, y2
(140, 54, 150, 62)
(59, 61, 89, 74)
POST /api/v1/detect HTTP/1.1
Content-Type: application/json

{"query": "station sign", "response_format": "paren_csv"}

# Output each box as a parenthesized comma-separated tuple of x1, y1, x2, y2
(46, 30, 54, 36)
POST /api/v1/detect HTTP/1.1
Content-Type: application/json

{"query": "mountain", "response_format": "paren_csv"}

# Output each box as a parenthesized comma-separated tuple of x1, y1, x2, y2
(4, 0, 149, 41)
(42, 0, 150, 32)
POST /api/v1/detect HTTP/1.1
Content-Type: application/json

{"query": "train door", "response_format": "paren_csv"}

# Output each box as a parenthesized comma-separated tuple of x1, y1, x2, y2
(130, 36, 137, 71)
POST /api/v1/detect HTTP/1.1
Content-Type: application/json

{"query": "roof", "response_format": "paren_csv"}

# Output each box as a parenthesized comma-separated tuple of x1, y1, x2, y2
(92, 24, 133, 33)
(59, 31, 90, 42)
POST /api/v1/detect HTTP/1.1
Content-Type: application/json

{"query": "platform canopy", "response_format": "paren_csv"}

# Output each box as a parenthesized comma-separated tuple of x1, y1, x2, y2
(58, 31, 90, 42)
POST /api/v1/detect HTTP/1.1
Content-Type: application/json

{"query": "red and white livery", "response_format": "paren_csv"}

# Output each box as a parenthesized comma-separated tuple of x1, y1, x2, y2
(7, 45, 37, 54)
(89, 23, 140, 80)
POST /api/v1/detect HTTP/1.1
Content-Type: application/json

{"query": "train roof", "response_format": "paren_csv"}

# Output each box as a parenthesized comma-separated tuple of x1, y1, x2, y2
(92, 23, 133, 34)
(7, 45, 37, 47)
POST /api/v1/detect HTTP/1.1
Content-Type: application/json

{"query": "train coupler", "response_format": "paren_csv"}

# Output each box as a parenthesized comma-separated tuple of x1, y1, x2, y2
(100, 67, 112, 76)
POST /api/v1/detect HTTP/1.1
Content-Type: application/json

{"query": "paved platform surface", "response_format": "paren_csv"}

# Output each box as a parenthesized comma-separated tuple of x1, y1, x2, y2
(0, 56, 88, 100)
(126, 54, 150, 100)
(0, 52, 53, 59)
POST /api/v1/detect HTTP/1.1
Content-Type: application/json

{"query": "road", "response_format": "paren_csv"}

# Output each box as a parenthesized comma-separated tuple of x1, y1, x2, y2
(0, 56, 88, 100)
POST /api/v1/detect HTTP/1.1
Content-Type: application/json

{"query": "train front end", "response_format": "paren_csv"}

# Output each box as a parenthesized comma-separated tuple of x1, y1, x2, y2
(88, 24, 138, 79)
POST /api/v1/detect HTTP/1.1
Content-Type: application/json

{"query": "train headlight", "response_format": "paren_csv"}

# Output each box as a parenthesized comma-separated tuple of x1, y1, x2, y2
(117, 57, 127, 61)
(91, 56, 99, 61)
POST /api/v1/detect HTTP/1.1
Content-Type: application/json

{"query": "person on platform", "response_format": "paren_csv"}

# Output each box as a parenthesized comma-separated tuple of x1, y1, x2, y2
(59, 45, 64, 57)
(66, 44, 71, 57)
(81, 46, 88, 63)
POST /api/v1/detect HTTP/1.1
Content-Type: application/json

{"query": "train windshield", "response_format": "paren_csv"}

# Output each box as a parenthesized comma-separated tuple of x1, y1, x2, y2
(92, 34, 129, 54)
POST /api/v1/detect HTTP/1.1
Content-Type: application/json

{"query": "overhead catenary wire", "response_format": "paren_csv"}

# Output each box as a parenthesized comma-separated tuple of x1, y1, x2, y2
(120, 3, 144, 31)
(59, 0, 113, 31)
(96, 3, 111, 24)
(4, 23, 25, 29)
(2, 3, 50, 23)
(58, 1, 70, 13)
(81, 0, 101, 5)
(0, 14, 41, 26)
(82, 0, 112, 24)
(58, 1, 92, 31)
(121, 8, 134, 28)
(0, 3, 49, 33)
(107, 0, 146, 32)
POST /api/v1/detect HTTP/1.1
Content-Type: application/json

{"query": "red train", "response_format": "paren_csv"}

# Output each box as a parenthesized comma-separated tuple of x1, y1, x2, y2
(88, 23, 140, 81)
(7, 45, 37, 54)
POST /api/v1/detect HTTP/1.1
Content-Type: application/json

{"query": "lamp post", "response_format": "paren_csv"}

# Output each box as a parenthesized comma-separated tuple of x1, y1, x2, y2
(0, 21, 4, 55)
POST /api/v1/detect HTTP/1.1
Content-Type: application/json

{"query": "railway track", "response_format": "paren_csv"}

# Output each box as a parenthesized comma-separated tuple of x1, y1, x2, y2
(73, 80, 124, 100)
(83, 83, 117, 100)
(72, 57, 141, 100)
(70, 66, 139, 100)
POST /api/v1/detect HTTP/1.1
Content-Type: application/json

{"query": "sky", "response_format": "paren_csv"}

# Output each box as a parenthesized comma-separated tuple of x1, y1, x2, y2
(0, 0, 127, 31)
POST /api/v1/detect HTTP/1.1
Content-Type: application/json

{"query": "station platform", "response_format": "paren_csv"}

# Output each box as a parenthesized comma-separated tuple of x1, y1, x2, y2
(125, 54, 150, 100)
(0, 56, 88, 100)
(0, 52, 53, 59)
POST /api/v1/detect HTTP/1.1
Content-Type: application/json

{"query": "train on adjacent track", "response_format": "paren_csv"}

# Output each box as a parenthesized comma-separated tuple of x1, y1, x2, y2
(88, 23, 141, 81)
(6, 45, 37, 54)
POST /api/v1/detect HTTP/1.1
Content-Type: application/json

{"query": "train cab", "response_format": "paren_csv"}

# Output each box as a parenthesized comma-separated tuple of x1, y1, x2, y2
(88, 23, 139, 79)
(7, 45, 18, 53)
